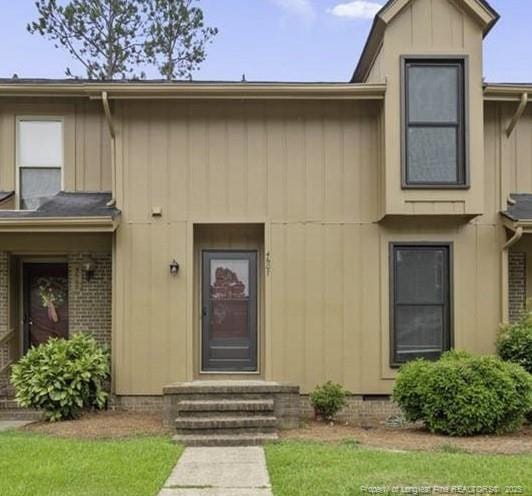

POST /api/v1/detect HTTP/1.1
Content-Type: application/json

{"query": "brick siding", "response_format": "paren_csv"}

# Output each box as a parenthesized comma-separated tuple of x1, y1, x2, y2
(119, 392, 400, 425)
(111, 395, 164, 413)
(509, 251, 526, 322)
(0, 252, 8, 391)
(300, 395, 401, 425)
(68, 253, 112, 349)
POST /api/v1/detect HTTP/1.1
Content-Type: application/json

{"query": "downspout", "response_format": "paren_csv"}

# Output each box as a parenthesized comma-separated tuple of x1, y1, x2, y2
(101, 91, 117, 396)
(101, 91, 116, 207)
(506, 92, 528, 137)
(501, 226, 523, 323)
(503, 226, 523, 250)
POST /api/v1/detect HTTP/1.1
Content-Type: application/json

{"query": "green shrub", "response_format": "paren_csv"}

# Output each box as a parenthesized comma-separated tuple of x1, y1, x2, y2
(393, 351, 532, 436)
(310, 381, 349, 421)
(497, 313, 532, 374)
(11, 333, 110, 422)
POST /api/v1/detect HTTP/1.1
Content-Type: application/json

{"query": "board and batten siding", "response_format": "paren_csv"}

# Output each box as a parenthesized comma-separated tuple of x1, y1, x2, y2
(0, 98, 111, 194)
(112, 99, 503, 395)
(372, 0, 486, 216)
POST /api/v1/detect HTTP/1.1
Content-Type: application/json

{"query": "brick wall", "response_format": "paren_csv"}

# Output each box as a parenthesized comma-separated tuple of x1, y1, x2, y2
(509, 251, 526, 322)
(118, 393, 400, 425)
(111, 395, 163, 413)
(0, 252, 8, 391)
(300, 395, 401, 425)
(68, 253, 112, 349)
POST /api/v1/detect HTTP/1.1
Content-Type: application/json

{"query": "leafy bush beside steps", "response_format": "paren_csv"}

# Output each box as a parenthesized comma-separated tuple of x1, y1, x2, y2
(11, 333, 110, 422)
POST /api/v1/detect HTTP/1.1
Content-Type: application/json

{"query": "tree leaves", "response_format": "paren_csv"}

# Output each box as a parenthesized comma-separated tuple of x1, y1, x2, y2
(28, 0, 218, 80)
(145, 0, 218, 80)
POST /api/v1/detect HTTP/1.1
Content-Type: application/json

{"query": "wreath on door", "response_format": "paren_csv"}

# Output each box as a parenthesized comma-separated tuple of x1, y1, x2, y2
(35, 277, 67, 323)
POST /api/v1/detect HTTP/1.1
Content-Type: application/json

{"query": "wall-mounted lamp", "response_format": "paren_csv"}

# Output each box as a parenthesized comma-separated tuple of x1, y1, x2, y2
(169, 259, 180, 275)
(82, 256, 95, 281)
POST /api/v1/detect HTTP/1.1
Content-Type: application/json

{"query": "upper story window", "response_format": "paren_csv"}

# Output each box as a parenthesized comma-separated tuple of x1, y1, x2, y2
(17, 117, 63, 210)
(403, 58, 466, 187)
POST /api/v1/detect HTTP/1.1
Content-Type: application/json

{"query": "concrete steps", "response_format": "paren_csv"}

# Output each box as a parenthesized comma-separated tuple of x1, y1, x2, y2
(164, 381, 299, 446)
(175, 415, 278, 435)
(174, 398, 278, 445)
(177, 399, 274, 414)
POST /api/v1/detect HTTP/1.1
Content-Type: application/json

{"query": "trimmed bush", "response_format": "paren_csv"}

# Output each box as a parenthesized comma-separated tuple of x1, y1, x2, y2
(497, 312, 532, 374)
(310, 381, 349, 421)
(393, 351, 532, 436)
(11, 333, 110, 422)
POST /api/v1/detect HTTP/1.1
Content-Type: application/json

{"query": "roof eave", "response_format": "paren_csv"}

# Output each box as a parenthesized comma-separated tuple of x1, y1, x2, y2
(351, 16, 386, 83)
(501, 215, 532, 234)
(0, 216, 120, 233)
(0, 83, 386, 100)
(484, 84, 532, 101)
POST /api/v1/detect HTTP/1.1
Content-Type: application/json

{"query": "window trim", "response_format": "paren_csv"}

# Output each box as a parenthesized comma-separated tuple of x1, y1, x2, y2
(389, 242, 454, 368)
(15, 116, 65, 210)
(400, 55, 469, 189)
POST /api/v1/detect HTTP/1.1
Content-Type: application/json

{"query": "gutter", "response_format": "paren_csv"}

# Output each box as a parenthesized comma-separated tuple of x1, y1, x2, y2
(484, 84, 532, 101)
(0, 216, 119, 233)
(0, 83, 386, 100)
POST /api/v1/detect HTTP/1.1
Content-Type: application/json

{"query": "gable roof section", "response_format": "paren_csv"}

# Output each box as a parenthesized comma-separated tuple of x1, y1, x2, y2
(351, 0, 499, 82)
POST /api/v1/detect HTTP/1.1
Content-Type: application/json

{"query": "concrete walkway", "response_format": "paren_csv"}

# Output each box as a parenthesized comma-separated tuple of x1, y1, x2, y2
(159, 446, 273, 496)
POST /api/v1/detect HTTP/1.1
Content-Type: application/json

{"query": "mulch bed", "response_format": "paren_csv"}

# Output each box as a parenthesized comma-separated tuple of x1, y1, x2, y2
(19, 412, 532, 454)
(22, 410, 170, 439)
(280, 420, 532, 455)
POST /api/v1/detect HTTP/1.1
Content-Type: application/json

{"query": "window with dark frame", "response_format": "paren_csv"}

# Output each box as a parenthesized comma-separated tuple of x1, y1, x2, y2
(390, 244, 451, 365)
(17, 118, 63, 210)
(403, 59, 466, 186)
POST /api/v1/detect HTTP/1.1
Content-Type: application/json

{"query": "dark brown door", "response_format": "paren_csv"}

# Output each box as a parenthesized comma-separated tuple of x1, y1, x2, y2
(23, 263, 69, 351)
(202, 251, 258, 372)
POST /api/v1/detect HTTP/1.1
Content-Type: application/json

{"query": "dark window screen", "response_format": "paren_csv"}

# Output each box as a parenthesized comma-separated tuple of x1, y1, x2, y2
(404, 60, 465, 186)
(391, 245, 451, 364)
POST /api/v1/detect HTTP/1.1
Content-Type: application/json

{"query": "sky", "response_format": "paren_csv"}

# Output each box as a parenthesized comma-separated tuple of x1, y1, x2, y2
(0, 0, 530, 83)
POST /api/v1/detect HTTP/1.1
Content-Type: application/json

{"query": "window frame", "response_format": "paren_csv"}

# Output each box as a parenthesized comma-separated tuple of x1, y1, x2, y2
(400, 56, 469, 189)
(16, 116, 65, 210)
(389, 242, 454, 368)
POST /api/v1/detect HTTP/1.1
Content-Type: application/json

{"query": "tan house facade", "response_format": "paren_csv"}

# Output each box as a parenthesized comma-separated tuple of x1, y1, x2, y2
(1, 0, 531, 427)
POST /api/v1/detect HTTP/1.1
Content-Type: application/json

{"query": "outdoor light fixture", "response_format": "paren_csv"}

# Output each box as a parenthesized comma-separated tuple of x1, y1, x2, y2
(169, 259, 180, 275)
(82, 256, 95, 281)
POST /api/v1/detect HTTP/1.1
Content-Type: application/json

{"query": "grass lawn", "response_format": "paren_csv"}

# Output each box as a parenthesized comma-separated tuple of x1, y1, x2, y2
(265, 440, 532, 496)
(0, 431, 182, 496)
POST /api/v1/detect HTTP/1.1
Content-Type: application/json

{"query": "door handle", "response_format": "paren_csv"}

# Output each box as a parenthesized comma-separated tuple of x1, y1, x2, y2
(201, 306, 207, 318)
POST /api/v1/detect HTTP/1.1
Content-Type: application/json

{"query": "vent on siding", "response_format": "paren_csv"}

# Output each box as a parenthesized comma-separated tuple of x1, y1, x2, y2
(362, 394, 390, 402)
